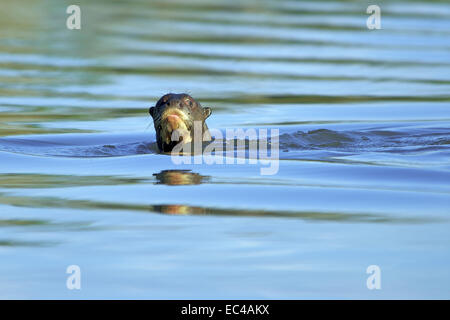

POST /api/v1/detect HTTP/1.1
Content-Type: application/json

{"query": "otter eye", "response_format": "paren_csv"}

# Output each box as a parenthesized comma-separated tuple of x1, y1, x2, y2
(184, 97, 192, 106)
(161, 95, 170, 104)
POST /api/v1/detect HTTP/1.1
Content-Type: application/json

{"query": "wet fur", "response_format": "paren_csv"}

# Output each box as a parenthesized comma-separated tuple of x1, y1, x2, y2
(149, 93, 212, 152)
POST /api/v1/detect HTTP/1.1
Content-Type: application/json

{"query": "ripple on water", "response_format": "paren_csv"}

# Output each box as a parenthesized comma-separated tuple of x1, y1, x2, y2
(0, 0, 449, 299)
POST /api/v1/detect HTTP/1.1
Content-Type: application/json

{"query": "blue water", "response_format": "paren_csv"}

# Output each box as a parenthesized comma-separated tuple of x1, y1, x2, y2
(0, 0, 449, 299)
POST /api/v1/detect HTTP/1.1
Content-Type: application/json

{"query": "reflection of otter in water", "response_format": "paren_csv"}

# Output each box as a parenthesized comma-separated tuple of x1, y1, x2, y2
(152, 170, 208, 215)
(153, 205, 207, 215)
(149, 93, 212, 152)
(153, 170, 208, 186)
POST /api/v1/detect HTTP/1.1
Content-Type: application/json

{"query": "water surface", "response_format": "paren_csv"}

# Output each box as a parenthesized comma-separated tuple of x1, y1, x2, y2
(0, 0, 449, 299)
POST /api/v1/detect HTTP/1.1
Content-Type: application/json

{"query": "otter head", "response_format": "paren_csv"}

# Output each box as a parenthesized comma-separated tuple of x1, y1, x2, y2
(149, 93, 212, 152)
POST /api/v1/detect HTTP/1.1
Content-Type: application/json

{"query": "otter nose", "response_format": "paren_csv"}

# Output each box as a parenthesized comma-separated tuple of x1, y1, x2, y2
(166, 114, 181, 130)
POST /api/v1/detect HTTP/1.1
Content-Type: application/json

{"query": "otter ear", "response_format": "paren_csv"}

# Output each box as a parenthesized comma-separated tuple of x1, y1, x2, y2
(149, 107, 155, 118)
(203, 107, 212, 119)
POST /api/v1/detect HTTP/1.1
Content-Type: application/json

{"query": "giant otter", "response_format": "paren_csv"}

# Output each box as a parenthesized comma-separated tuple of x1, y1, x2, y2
(149, 93, 212, 152)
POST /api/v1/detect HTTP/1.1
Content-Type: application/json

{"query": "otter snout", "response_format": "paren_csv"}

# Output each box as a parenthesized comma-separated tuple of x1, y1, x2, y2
(160, 109, 192, 150)
(166, 114, 182, 131)
(149, 93, 212, 153)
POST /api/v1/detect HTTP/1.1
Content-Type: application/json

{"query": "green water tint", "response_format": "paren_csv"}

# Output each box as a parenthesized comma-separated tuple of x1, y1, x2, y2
(0, 0, 449, 299)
